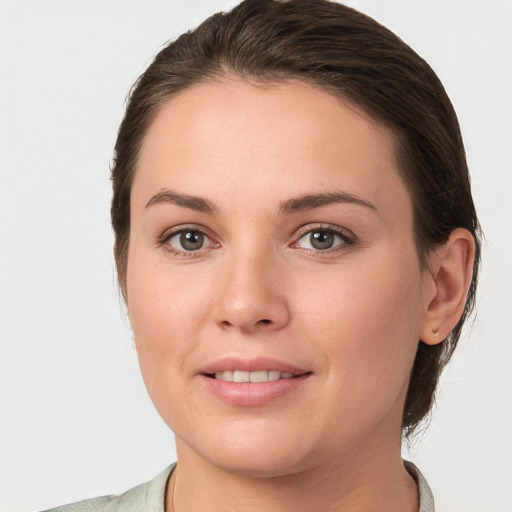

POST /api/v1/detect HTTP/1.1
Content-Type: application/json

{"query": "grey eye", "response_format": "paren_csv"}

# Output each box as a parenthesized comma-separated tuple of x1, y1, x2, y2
(167, 230, 207, 251)
(296, 229, 347, 251)
(180, 231, 204, 250)
(309, 231, 335, 250)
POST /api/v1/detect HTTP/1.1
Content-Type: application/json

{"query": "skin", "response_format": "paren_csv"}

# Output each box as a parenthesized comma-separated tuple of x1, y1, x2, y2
(125, 78, 474, 512)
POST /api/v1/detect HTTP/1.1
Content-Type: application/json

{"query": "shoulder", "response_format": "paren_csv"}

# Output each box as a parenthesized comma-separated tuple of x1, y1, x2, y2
(404, 460, 436, 512)
(40, 464, 175, 512)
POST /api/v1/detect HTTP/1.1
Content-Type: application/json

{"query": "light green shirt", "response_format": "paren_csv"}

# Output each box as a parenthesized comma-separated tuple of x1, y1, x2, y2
(42, 460, 435, 512)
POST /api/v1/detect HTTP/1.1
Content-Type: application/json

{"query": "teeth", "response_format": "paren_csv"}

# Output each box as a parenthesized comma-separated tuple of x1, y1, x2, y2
(249, 370, 268, 383)
(215, 370, 233, 381)
(268, 370, 280, 381)
(213, 370, 298, 382)
(234, 370, 250, 383)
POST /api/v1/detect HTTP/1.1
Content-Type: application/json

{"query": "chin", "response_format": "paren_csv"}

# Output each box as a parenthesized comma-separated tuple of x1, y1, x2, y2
(210, 450, 310, 479)
(177, 422, 316, 478)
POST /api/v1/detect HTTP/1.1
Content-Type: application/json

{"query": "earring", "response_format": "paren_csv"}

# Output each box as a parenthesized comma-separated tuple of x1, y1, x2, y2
(432, 329, 440, 337)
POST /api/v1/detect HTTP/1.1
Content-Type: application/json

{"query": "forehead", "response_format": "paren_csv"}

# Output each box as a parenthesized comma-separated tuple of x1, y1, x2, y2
(134, 78, 412, 221)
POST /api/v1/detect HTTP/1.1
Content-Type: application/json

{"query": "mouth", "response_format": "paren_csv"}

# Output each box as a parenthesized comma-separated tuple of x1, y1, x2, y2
(206, 370, 309, 383)
(200, 357, 312, 406)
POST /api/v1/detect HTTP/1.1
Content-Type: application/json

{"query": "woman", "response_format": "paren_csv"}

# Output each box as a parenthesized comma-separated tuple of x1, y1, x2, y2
(44, 0, 480, 510)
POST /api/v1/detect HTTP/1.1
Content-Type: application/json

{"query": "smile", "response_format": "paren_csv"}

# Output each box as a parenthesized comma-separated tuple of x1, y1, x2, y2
(212, 370, 300, 382)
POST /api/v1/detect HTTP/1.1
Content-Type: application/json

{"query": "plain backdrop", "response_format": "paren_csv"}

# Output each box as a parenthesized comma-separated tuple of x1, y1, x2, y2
(1, 1, 511, 511)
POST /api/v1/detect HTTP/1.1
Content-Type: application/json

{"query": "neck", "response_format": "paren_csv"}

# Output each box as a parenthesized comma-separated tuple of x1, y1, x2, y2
(167, 437, 418, 512)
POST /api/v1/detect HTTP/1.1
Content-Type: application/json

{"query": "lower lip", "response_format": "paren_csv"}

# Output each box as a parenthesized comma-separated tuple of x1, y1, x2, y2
(200, 374, 311, 407)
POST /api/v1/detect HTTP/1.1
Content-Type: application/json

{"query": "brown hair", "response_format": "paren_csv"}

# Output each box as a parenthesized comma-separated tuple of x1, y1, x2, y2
(111, 0, 481, 437)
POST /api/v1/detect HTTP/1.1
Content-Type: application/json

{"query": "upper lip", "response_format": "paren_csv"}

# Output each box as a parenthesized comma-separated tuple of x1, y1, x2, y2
(201, 356, 309, 375)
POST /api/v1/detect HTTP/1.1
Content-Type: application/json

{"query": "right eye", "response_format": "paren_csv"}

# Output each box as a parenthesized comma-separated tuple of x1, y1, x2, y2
(163, 228, 217, 254)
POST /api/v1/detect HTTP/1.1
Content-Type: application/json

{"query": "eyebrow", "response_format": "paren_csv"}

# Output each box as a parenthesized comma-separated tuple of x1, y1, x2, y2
(145, 189, 219, 214)
(145, 188, 376, 216)
(278, 191, 377, 215)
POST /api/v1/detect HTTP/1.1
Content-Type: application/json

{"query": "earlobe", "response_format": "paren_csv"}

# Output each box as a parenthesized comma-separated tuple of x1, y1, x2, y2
(420, 228, 476, 345)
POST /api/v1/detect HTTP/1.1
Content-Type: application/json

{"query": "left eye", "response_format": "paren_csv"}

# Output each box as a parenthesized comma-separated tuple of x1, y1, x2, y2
(295, 229, 348, 251)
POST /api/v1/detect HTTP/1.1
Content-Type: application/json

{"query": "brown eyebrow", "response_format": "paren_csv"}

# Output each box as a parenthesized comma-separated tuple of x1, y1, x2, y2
(145, 189, 219, 214)
(145, 189, 376, 216)
(278, 191, 377, 215)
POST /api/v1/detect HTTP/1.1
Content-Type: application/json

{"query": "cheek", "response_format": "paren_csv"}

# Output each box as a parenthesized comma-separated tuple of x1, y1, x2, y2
(126, 249, 212, 394)
(296, 251, 424, 396)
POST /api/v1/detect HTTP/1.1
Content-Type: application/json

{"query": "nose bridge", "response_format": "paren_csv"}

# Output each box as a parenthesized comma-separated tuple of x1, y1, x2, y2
(213, 240, 290, 332)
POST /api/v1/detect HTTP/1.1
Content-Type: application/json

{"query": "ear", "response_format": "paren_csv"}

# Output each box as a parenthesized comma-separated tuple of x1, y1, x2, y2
(420, 228, 476, 345)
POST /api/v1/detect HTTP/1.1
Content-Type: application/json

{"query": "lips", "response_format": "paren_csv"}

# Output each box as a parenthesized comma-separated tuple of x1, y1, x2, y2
(212, 370, 298, 382)
(199, 357, 312, 406)
(201, 356, 308, 376)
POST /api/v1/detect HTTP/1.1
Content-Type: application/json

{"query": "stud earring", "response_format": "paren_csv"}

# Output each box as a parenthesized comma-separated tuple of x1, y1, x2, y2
(432, 329, 440, 337)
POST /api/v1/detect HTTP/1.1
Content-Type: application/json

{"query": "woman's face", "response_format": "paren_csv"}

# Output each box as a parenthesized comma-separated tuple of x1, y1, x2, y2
(127, 78, 434, 476)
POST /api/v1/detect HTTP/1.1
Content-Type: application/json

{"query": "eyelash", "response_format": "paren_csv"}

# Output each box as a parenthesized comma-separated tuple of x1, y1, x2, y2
(159, 225, 219, 258)
(291, 224, 356, 255)
(158, 223, 356, 257)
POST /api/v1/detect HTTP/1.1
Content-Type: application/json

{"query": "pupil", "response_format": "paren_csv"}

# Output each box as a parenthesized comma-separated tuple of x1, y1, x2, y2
(180, 231, 204, 250)
(310, 231, 334, 250)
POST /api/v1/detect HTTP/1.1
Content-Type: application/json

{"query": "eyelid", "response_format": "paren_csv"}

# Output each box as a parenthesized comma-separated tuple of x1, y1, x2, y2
(290, 223, 356, 252)
(158, 224, 220, 256)
(157, 222, 355, 256)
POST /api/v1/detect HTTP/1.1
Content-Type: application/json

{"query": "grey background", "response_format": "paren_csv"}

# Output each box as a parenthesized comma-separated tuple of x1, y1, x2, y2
(1, 1, 511, 510)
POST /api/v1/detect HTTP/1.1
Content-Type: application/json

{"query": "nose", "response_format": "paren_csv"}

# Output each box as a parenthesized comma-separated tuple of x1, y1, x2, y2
(212, 249, 291, 333)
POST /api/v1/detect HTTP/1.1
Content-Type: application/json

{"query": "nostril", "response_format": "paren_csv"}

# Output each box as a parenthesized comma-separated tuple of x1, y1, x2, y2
(259, 319, 272, 325)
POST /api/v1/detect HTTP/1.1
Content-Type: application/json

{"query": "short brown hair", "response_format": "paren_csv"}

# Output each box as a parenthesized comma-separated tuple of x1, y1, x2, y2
(111, 0, 481, 437)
